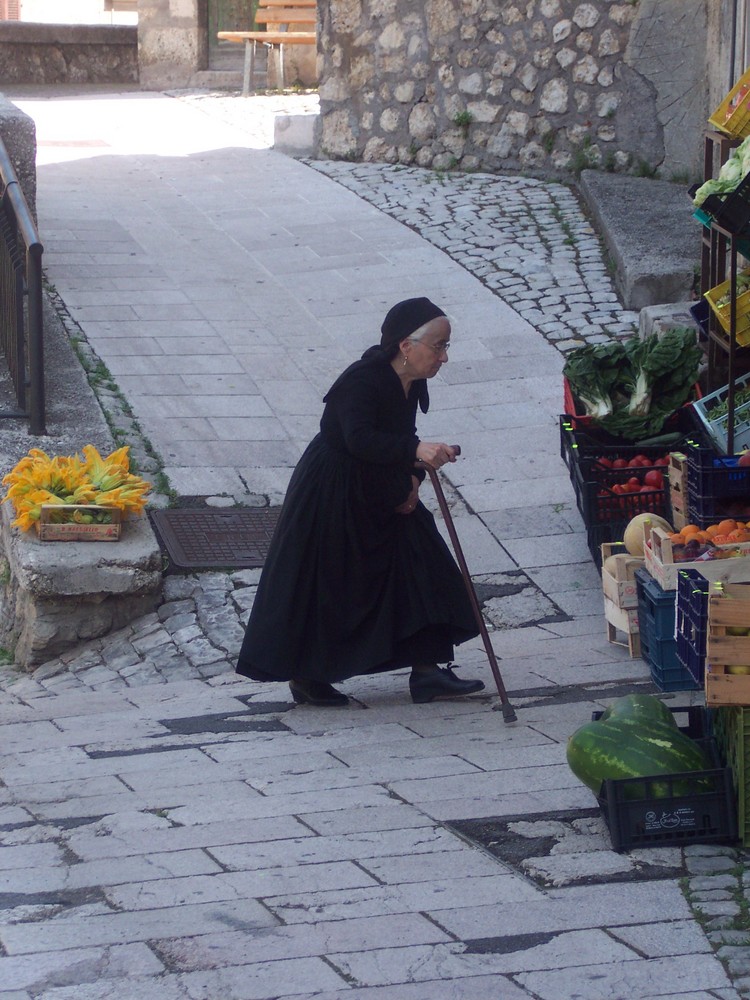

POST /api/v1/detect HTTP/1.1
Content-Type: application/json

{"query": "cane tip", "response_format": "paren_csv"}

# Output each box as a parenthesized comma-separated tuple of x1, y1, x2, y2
(493, 702, 518, 723)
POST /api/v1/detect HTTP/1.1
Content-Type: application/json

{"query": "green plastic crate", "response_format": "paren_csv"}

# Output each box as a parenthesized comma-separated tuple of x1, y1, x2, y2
(713, 705, 750, 846)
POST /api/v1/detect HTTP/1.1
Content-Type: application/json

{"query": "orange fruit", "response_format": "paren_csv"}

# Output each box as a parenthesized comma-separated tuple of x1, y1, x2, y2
(712, 533, 731, 545)
(682, 524, 701, 535)
(695, 531, 711, 544)
(669, 532, 684, 543)
(728, 529, 750, 543)
(717, 519, 739, 534)
(705, 524, 722, 537)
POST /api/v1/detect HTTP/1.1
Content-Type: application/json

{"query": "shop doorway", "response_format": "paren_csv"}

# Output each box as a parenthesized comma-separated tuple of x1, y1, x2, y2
(208, 0, 256, 69)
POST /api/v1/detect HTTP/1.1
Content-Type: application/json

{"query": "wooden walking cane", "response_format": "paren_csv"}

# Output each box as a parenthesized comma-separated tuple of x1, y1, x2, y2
(420, 448, 517, 723)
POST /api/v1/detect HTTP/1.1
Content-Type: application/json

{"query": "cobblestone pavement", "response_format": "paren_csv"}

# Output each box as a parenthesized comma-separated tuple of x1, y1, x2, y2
(0, 89, 747, 1000)
(180, 89, 639, 354)
(308, 160, 639, 353)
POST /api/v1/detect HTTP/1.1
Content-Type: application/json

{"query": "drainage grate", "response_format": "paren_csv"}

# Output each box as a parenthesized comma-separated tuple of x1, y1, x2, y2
(149, 507, 282, 570)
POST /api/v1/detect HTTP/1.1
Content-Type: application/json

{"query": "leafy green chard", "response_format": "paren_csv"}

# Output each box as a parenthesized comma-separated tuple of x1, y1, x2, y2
(564, 328, 702, 440)
(562, 342, 627, 419)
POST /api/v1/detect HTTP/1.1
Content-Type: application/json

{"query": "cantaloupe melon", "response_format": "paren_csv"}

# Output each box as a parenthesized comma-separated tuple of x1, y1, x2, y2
(622, 512, 673, 557)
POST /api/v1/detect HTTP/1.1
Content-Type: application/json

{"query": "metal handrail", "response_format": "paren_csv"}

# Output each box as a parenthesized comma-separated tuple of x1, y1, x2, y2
(0, 137, 45, 435)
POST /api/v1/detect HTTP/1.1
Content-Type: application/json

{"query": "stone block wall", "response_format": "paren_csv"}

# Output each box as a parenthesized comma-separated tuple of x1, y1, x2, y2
(0, 21, 138, 84)
(0, 96, 37, 221)
(316, 0, 712, 180)
(138, 0, 208, 89)
(0, 506, 163, 670)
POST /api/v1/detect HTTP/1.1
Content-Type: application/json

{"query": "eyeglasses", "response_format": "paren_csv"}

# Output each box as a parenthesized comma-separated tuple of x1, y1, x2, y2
(408, 338, 450, 356)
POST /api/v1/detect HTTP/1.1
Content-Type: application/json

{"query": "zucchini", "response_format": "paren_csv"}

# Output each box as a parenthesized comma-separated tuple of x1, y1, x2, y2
(629, 431, 685, 448)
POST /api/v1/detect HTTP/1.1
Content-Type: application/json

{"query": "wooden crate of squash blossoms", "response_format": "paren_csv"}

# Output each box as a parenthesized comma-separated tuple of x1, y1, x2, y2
(2, 444, 149, 543)
(37, 504, 122, 541)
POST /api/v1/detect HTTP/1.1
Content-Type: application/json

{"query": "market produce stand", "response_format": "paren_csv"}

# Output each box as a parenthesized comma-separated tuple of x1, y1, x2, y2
(559, 65, 750, 847)
(693, 67, 750, 452)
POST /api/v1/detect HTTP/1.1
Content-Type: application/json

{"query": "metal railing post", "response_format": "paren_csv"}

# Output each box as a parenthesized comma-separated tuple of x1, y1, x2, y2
(0, 136, 45, 434)
(26, 242, 45, 435)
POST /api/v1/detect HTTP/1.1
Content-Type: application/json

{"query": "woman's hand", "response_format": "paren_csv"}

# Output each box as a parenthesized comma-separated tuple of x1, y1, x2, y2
(395, 475, 421, 514)
(415, 442, 459, 470)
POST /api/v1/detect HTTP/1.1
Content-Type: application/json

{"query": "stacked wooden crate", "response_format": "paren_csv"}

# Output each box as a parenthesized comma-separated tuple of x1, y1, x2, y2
(600, 542, 642, 657)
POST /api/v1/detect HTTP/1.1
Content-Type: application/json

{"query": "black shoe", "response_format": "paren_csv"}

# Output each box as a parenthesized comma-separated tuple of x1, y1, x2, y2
(289, 678, 349, 707)
(409, 664, 485, 704)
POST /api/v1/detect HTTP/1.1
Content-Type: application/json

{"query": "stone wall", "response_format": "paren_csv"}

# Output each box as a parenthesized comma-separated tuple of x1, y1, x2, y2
(138, 0, 208, 89)
(0, 505, 163, 670)
(0, 96, 37, 221)
(316, 0, 712, 180)
(0, 21, 138, 84)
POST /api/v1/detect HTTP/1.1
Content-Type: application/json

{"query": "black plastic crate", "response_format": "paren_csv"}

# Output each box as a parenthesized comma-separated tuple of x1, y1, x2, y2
(685, 443, 750, 527)
(686, 443, 750, 497)
(690, 298, 710, 341)
(587, 520, 630, 571)
(572, 461, 671, 526)
(713, 706, 750, 846)
(560, 412, 700, 477)
(700, 171, 750, 236)
(597, 736, 737, 852)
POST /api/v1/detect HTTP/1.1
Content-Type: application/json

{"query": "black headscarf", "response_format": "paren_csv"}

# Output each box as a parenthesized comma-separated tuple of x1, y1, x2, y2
(324, 297, 447, 414)
(379, 297, 447, 359)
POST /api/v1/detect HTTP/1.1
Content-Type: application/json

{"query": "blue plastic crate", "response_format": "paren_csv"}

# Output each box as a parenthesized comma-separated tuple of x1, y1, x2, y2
(675, 569, 709, 685)
(678, 569, 710, 635)
(636, 567, 677, 635)
(685, 443, 750, 525)
(677, 635, 706, 686)
(636, 568, 700, 692)
(649, 651, 700, 692)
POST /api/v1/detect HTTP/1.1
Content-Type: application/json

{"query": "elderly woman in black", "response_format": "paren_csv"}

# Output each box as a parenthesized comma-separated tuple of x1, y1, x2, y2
(236, 297, 485, 707)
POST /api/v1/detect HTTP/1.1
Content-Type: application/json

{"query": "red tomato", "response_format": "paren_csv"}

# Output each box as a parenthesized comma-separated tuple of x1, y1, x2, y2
(643, 470, 664, 488)
(628, 457, 649, 468)
(627, 477, 641, 488)
(612, 458, 628, 469)
(596, 456, 614, 468)
(654, 457, 670, 467)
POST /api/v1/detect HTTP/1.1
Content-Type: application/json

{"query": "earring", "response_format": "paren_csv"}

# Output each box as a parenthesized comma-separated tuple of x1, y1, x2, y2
(402, 354, 408, 368)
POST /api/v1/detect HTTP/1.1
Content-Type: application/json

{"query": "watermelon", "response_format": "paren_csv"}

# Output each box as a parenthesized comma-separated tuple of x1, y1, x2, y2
(599, 692, 677, 728)
(566, 715, 711, 800)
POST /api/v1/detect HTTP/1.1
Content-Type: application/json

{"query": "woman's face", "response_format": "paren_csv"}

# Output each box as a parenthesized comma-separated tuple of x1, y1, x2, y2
(402, 317, 451, 379)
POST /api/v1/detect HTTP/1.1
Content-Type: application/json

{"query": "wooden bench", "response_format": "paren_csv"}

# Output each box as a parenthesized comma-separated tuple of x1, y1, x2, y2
(217, 1, 317, 95)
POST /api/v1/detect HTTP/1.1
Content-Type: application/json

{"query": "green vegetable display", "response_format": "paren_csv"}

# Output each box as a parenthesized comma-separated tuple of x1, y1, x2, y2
(707, 385, 750, 423)
(693, 134, 750, 207)
(714, 272, 750, 308)
(563, 328, 701, 440)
